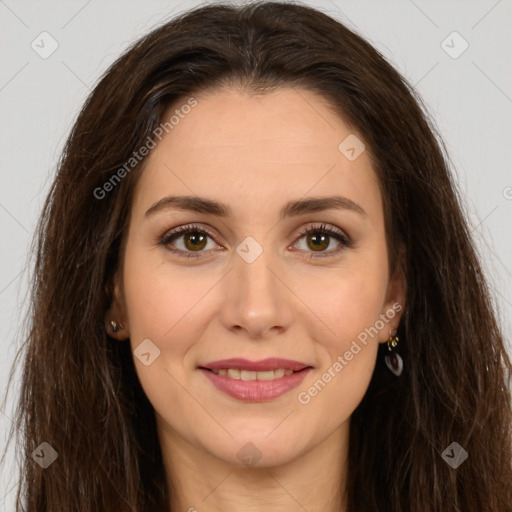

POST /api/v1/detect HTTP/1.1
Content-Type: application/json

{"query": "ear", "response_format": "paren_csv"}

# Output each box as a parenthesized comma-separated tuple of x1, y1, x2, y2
(378, 245, 407, 343)
(105, 270, 129, 340)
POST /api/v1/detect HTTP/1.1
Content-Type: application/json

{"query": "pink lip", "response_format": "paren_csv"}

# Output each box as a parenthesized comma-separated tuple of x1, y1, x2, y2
(199, 367, 312, 403)
(199, 357, 310, 372)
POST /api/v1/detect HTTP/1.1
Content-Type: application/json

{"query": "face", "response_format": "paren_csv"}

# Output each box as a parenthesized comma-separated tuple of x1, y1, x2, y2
(108, 86, 405, 468)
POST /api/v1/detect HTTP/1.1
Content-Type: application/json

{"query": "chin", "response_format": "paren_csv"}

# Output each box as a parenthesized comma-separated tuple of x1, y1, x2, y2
(206, 431, 309, 469)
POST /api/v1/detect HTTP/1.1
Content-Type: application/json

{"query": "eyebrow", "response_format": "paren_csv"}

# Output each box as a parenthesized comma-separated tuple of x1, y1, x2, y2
(145, 194, 367, 219)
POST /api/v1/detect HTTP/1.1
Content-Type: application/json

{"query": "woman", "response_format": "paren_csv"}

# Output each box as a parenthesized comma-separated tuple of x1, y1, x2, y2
(4, 1, 512, 511)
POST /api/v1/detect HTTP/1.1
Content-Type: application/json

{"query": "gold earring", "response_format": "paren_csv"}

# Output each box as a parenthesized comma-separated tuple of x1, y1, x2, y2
(387, 331, 399, 351)
(384, 329, 403, 377)
(110, 320, 124, 333)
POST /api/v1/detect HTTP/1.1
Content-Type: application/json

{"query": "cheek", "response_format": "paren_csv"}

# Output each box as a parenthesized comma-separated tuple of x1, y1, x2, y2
(122, 244, 205, 338)
(295, 274, 382, 425)
(297, 258, 389, 344)
(293, 260, 387, 403)
(122, 247, 227, 383)
(121, 249, 213, 420)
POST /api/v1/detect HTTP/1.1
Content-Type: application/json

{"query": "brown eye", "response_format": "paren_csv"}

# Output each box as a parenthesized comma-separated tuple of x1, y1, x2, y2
(159, 225, 218, 258)
(294, 224, 352, 258)
(305, 233, 330, 252)
(181, 231, 208, 251)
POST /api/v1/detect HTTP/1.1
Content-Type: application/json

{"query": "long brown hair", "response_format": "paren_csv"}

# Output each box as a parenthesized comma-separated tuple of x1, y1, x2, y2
(3, 1, 511, 510)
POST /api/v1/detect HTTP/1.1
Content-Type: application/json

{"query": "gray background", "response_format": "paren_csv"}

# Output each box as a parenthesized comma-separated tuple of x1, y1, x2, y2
(1, 0, 511, 508)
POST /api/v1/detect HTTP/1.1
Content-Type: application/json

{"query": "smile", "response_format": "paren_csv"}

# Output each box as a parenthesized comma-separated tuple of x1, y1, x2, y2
(209, 368, 295, 380)
(199, 365, 312, 402)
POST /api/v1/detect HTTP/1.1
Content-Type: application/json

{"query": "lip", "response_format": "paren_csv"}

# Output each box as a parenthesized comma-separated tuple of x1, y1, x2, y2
(199, 366, 312, 402)
(199, 357, 310, 372)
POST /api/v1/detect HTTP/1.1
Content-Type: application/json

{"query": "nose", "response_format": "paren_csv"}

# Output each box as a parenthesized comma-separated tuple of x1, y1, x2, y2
(218, 242, 294, 340)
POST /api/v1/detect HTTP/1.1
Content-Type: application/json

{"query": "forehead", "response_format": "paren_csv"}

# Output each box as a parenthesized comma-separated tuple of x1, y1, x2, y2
(131, 86, 382, 222)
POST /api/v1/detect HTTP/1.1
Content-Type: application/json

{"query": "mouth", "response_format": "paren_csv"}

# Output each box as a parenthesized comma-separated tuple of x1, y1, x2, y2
(199, 367, 304, 381)
(198, 358, 313, 402)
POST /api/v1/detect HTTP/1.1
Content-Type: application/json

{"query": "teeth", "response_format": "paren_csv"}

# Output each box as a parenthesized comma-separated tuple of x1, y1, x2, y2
(209, 368, 299, 380)
(255, 370, 275, 381)
(241, 370, 257, 381)
(227, 369, 240, 379)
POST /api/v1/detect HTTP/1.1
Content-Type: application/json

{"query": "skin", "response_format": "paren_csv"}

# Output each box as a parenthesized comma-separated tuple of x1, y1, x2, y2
(107, 86, 406, 512)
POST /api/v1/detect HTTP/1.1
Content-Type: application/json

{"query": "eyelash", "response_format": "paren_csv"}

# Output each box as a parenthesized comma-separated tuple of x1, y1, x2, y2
(158, 223, 353, 259)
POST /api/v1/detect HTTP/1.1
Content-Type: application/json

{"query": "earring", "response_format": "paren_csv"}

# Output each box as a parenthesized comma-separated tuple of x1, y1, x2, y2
(110, 320, 124, 333)
(384, 330, 403, 377)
